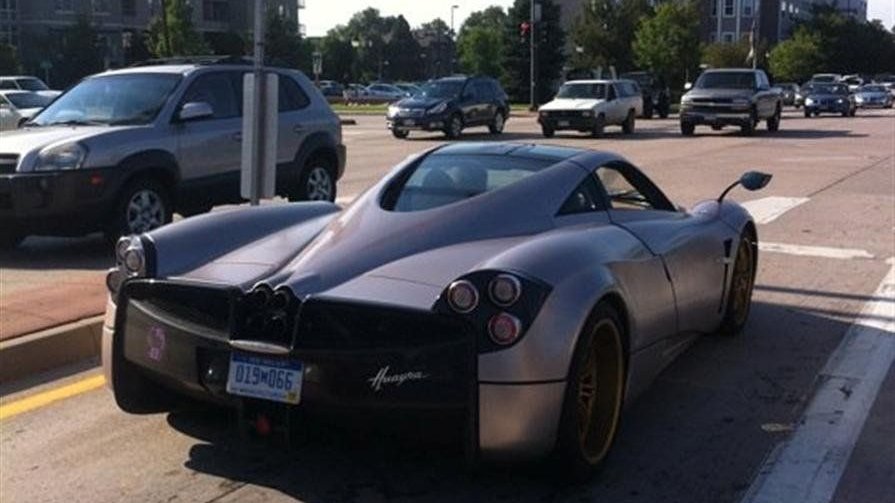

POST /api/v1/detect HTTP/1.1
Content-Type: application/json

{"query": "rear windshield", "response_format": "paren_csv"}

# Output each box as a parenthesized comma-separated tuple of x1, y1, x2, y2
(5, 92, 52, 109)
(695, 72, 754, 89)
(16, 78, 49, 91)
(556, 83, 606, 99)
(384, 154, 553, 212)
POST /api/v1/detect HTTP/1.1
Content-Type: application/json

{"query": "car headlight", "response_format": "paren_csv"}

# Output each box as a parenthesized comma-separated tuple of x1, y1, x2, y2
(34, 142, 87, 171)
(805, 98, 815, 105)
(387, 105, 401, 117)
(427, 102, 448, 115)
(837, 98, 845, 104)
(680, 95, 693, 105)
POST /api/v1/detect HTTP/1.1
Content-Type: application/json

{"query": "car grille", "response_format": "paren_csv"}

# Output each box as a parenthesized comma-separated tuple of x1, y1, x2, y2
(398, 108, 425, 117)
(690, 97, 733, 104)
(294, 298, 470, 351)
(0, 154, 19, 175)
(545, 110, 588, 119)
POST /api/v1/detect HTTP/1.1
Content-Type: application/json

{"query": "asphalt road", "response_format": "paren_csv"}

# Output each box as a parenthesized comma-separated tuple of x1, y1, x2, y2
(1, 108, 894, 503)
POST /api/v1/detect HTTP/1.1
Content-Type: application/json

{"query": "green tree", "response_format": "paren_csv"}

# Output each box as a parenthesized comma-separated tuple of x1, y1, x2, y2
(319, 27, 356, 83)
(261, 7, 312, 71)
(0, 43, 20, 74)
(205, 31, 245, 57)
(502, 0, 566, 104)
(457, 7, 506, 77)
(570, 0, 652, 73)
(768, 28, 822, 82)
(633, 0, 701, 90)
(382, 15, 422, 81)
(345, 8, 388, 81)
(147, 0, 207, 57)
(49, 17, 104, 87)
(701, 39, 751, 68)
(416, 18, 456, 79)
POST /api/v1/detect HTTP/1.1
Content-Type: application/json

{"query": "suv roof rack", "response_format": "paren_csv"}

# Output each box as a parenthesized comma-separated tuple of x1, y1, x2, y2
(129, 55, 254, 67)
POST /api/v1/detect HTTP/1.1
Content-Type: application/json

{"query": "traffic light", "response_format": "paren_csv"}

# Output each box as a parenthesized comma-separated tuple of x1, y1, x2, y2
(520, 21, 530, 41)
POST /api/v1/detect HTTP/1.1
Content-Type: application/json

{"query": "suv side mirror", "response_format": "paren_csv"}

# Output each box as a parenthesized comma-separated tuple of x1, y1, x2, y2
(178, 101, 214, 121)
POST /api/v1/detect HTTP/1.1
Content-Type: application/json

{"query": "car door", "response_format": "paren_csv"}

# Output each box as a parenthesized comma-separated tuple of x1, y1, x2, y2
(474, 80, 495, 123)
(174, 71, 243, 202)
(755, 71, 773, 117)
(459, 81, 480, 125)
(595, 162, 731, 335)
(273, 73, 313, 173)
(606, 83, 625, 124)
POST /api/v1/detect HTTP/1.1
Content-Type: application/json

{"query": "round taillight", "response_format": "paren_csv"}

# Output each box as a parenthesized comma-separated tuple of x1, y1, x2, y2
(488, 312, 522, 345)
(123, 246, 145, 274)
(489, 274, 521, 306)
(115, 236, 132, 263)
(447, 280, 479, 313)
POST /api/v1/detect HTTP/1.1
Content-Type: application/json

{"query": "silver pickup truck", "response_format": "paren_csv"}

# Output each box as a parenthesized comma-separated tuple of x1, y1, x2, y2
(679, 69, 782, 136)
(537, 79, 643, 137)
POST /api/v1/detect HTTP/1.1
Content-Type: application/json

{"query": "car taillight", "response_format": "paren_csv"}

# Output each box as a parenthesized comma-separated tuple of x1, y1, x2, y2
(489, 274, 521, 307)
(488, 312, 522, 345)
(447, 280, 479, 313)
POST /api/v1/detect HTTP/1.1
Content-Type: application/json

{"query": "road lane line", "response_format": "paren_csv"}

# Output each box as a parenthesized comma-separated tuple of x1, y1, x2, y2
(0, 374, 105, 421)
(759, 242, 875, 260)
(742, 197, 810, 224)
(741, 260, 895, 503)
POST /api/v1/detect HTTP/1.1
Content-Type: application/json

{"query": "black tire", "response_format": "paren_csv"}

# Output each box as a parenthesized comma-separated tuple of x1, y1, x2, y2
(291, 155, 337, 202)
(680, 121, 695, 136)
(718, 230, 757, 336)
(555, 302, 626, 479)
(767, 105, 781, 132)
(445, 114, 463, 139)
(658, 102, 670, 119)
(106, 177, 172, 241)
(542, 126, 555, 138)
(804, 108, 812, 118)
(590, 114, 605, 138)
(391, 129, 409, 139)
(0, 229, 25, 249)
(643, 102, 654, 119)
(622, 110, 635, 134)
(850, 107, 857, 117)
(488, 111, 506, 134)
(740, 110, 757, 136)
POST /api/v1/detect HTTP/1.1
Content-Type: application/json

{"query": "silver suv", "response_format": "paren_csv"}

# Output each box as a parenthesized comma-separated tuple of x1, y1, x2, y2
(0, 58, 345, 247)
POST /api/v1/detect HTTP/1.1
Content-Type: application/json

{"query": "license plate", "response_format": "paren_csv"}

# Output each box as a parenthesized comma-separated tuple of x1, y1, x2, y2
(558, 120, 569, 127)
(403, 119, 415, 126)
(227, 353, 303, 404)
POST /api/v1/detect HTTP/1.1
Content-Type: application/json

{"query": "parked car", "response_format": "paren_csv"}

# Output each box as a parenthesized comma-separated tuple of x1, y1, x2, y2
(0, 90, 53, 126)
(619, 71, 670, 118)
(394, 82, 423, 97)
(0, 75, 62, 98)
(841, 74, 863, 92)
(386, 76, 509, 139)
(104, 141, 770, 475)
(0, 59, 345, 248)
(803, 82, 856, 117)
(317, 80, 344, 98)
(538, 79, 642, 137)
(854, 84, 893, 108)
(343, 83, 368, 100)
(775, 83, 799, 106)
(364, 83, 406, 100)
(679, 68, 782, 136)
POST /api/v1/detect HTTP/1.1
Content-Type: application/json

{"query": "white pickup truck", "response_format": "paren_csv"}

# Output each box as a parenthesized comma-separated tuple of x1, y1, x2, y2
(537, 79, 643, 137)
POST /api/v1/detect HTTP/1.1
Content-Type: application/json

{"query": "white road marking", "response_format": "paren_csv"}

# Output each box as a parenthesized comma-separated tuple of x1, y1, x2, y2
(759, 242, 875, 260)
(741, 260, 895, 503)
(742, 197, 810, 224)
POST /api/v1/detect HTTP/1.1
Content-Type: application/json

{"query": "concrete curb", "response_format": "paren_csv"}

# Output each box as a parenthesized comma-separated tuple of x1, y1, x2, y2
(0, 316, 103, 384)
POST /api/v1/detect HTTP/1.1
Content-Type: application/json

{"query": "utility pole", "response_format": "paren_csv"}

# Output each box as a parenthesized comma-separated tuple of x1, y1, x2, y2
(529, 0, 537, 111)
(250, 0, 266, 206)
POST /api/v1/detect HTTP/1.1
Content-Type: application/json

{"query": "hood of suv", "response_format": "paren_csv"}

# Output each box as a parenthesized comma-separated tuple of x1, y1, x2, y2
(0, 125, 136, 172)
(540, 98, 605, 111)
(683, 89, 754, 101)
(394, 96, 451, 110)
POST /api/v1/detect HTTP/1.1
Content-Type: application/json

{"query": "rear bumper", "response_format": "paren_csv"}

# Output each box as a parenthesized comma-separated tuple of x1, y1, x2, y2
(0, 167, 123, 235)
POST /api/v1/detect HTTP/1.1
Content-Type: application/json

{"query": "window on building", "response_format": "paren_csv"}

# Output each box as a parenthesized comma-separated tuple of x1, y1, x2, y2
(54, 0, 74, 12)
(743, 0, 753, 16)
(723, 0, 734, 16)
(203, 0, 228, 22)
(121, 0, 136, 16)
(722, 32, 735, 42)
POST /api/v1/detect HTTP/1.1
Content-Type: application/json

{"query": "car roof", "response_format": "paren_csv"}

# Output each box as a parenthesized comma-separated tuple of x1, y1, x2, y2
(433, 142, 590, 162)
(563, 79, 620, 84)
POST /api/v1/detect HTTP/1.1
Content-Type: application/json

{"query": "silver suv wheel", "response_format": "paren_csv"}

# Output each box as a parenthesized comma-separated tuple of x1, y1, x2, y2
(126, 189, 166, 234)
(306, 166, 334, 201)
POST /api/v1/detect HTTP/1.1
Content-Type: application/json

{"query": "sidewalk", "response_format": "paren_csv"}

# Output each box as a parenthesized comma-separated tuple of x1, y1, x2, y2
(0, 275, 105, 342)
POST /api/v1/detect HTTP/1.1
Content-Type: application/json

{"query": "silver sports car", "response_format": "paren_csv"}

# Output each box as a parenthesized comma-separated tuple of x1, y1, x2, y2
(103, 143, 770, 475)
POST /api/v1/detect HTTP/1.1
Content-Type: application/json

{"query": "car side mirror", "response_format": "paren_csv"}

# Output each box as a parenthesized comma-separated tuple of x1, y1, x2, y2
(683, 82, 693, 91)
(718, 171, 773, 202)
(178, 101, 214, 121)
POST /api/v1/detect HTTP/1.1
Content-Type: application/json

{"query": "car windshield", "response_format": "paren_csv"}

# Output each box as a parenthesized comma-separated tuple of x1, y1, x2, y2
(814, 84, 848, 95)
(420, 80, 463, 99)
(31, 73, 181, 126)
(861, 85, 885, 93)
(385, 154, 553, 212)
(16, 78, 49, 91)
(556, 83, 606, 99)
(695, 72, 754, 89)
(4, 92, 52, 109)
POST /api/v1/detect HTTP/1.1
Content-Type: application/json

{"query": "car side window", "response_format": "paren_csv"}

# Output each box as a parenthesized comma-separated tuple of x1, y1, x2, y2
(0, 81, 15, 90)
(596, 163, 675, 212)
(462, 83, 478, 100)
(557, 176, 606, 216)
(278, 74, 310, 111)
(608, 85, 617, 100)
(474, 81, 491, 100)
(180, 72, 239, 119)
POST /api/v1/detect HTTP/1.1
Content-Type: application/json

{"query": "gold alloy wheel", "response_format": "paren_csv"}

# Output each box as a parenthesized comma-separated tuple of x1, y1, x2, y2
(730, 239, 755, 327)
(576, 319, 624, 464)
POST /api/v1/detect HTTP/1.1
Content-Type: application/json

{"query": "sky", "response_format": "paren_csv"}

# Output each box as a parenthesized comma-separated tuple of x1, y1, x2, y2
(302, 0, 895, 38)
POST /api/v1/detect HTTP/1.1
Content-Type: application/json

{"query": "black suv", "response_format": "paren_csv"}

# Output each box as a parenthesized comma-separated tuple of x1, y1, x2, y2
(620, 71, 670, 118)
(386, 76, 509, 139)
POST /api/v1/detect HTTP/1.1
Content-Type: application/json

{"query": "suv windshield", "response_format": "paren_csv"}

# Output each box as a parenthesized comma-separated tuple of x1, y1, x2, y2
(695, 72, 755, 90)
(420, 80, 463, 99)
(814, 84, 848, 95)
(5, 92, 52, 109)
(385, 154, 553, 212)
(16, 78, 49, 91)
(556, 83, 606, 99)
(31, 73, 181, 126)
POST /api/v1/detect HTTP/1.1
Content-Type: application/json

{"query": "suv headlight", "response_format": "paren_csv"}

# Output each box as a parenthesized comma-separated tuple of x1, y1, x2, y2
(680, 95, 693, 105)
(387, 105, 401, 117)
(427, 102, 448, 115)
(34, 143, 87, 171)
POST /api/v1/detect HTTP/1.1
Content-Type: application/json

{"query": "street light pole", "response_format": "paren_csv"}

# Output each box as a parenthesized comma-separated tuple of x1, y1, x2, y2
(529, 0, 536, 111)
(450, 5, 459, 37)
